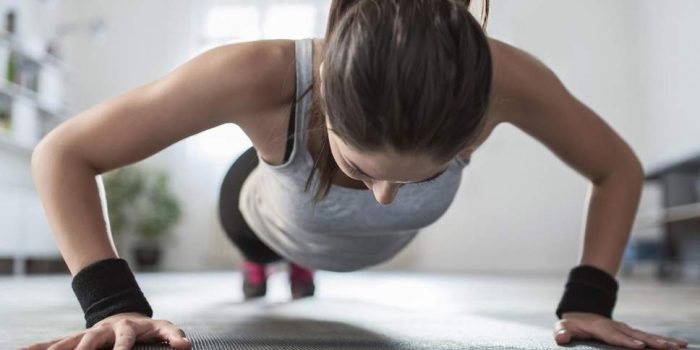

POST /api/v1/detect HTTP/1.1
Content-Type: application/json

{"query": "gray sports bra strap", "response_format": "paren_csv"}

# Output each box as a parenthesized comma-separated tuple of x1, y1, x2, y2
(290, 38, 314, 164)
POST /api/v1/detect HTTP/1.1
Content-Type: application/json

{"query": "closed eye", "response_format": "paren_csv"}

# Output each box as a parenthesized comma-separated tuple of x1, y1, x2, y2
(347, 166, 444, 185)
(347, 167, 368, 180)
(414, 175, 440, 186)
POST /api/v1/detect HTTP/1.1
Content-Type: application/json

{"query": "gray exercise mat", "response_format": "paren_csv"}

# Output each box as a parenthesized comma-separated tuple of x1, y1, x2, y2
(3, 273, 697, 349)
(133, 298, 680, 350)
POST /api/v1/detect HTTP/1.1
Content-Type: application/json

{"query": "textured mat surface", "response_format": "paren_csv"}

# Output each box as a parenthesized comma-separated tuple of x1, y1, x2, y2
(133, 299, 697, 350)
(3, 272, 698, 349)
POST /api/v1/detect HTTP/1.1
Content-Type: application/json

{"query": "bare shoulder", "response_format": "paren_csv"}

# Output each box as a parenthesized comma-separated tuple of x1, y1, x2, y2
(454, 38, 520, 161)
(486, 37, 562, 124)
(204, 39, 296, 127)
(455, 38, 556, 161)
(206, 39, 300, 164)
(217, 39, 303, 165)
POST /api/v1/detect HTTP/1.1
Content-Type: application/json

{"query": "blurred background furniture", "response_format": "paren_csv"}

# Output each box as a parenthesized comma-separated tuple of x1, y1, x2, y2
(0, 3, 72, 275)
(623, 152, 700, 280)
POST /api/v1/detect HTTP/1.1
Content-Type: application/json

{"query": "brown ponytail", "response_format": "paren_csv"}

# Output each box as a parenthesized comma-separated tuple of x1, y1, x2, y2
(302, 0, 493, 208)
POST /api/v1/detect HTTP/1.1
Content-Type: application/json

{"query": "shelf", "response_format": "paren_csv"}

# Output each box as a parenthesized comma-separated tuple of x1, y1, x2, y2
(0, 79, 69, 120)
(645, 150, 700, 180)
(664, 202, 700, 223)
(0, 34, 71, 72)
(633, 202, 700, 230)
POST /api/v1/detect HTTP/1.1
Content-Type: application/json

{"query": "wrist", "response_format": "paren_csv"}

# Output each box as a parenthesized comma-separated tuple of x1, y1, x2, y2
(555, 264, 619, 320)
(71, 258, 154, 328)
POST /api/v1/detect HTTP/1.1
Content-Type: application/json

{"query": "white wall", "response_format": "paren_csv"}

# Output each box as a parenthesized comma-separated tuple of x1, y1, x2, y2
(635, 1, 700, 170)
(55, 0, 697, 274)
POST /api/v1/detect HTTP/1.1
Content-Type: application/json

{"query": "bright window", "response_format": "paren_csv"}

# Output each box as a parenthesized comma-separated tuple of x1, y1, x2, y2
(200, 5, 261, 51)
(263, 4, 317, 39)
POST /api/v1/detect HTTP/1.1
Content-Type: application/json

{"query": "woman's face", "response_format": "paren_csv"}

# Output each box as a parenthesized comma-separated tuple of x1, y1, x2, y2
(324, 118, 450, 205)
(319, 61, 450, 205)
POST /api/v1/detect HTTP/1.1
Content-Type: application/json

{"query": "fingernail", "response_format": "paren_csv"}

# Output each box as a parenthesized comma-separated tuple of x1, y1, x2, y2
(557, 330, 567, 335)
(656, 339, 667, 344)
(183, 337, 190, 342)
(633, 340, 644, 346)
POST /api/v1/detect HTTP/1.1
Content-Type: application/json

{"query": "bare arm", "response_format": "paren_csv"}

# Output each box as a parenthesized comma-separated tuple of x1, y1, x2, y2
(485, 39, 693, 350)
(487, 38, 644, 277)
(31, 40, 294, 276)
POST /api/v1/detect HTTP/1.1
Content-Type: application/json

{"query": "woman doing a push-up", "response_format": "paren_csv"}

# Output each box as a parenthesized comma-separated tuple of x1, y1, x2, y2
(27, 1, 688, 349)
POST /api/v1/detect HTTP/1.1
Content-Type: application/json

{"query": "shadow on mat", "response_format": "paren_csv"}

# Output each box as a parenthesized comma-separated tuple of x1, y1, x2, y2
(132, 299, 700, 349)
(133, 314, 400, 350)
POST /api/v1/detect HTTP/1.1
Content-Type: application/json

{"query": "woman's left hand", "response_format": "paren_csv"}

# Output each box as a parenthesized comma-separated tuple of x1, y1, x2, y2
(554, 312, 689, 349)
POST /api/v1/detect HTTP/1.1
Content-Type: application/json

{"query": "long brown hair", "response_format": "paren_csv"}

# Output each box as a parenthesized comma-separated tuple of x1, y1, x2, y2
(300, 0, 492, 207)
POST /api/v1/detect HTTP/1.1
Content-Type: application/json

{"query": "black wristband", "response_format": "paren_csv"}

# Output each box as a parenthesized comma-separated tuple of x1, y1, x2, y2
(556, 264, 619, 320)
(71, 258, 153, 328)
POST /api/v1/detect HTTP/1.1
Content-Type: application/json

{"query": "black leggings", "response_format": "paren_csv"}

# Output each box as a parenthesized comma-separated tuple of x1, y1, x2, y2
(218, 146, 284, 264)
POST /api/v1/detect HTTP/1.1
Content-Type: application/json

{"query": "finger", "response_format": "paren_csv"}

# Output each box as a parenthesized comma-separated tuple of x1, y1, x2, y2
(650, 334, 689, 348)
(156, 322, 192, 349)
(615, 323, 689, 349)
(617, 322, 688, 349)
(553, 321, 591, 345)
(23, 337, 63, 350)
(74, 328, 111, 350)
(614, 324, 672, 349)
(46, 333, 83, 350)
(112, 321, 139, 350)
(554, 328, 573, 345)
(588, 325, 646, 349)
(651, 335, 687, 348)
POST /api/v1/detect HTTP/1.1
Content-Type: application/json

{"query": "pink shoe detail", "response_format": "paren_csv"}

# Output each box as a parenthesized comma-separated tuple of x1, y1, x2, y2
(243, 260, 267, 285)
(289, 262, 314, 283)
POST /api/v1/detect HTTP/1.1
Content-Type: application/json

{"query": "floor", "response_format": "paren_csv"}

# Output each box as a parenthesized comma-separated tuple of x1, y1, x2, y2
(2, 267, 699, 349)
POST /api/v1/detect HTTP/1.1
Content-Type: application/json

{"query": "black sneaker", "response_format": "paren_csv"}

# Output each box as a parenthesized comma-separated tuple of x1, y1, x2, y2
(289, 262, 315, 299)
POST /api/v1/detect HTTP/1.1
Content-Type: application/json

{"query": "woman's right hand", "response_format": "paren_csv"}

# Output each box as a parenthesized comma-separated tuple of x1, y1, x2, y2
(21, 312, 192, 350)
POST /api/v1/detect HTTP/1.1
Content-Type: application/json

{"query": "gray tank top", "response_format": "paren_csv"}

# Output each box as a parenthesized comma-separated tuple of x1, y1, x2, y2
(238, 38, 470, 272)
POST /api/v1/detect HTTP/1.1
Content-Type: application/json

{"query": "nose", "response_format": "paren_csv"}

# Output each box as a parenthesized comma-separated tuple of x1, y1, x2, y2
(370, 181, 400, 205)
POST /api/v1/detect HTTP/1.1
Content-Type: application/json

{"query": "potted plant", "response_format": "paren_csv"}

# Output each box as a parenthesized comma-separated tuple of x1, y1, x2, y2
(103, 164, 182, 270)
